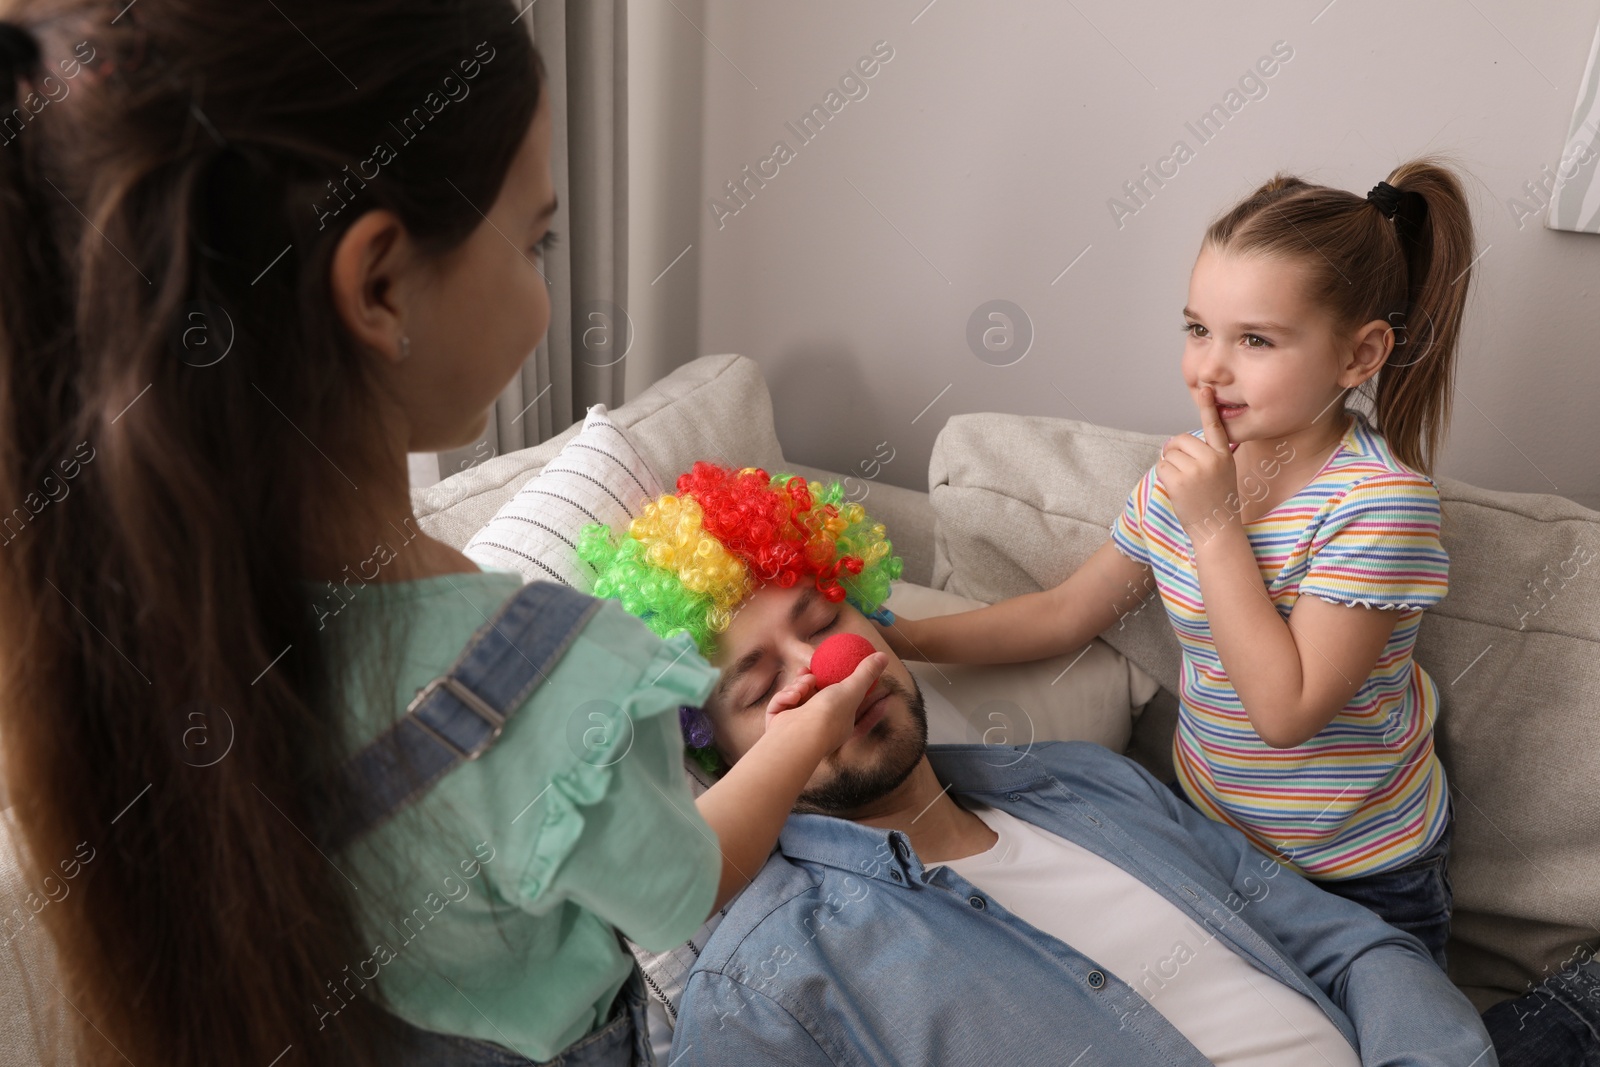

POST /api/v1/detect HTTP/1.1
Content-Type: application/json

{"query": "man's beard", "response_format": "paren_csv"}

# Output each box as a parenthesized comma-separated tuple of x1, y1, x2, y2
(792, 671, 927, 816)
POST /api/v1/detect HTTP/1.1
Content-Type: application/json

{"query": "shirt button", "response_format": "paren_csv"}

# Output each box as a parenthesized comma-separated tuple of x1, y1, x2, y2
(1006, 792, 1022, 802)
(1087, 970, 1106, 990)
(890, 870, 903, 882)
(968, 894, 986, 910)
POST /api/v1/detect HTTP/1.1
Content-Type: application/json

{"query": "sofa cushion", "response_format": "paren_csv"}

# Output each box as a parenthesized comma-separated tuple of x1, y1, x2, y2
(930, 414, 1181, 687)
(930, 410, 1600, 1007)
(890, 581, 1160, 754)
(414, 354, 786, 552)
(462, 405, 665, 589)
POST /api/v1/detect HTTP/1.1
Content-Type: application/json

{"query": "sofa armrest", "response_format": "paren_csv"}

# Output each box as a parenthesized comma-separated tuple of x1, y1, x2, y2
(783, 462, 935, 588)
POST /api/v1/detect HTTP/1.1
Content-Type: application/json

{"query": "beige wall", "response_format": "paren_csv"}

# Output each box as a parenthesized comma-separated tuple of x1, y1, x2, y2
(629, 0, 1600, 510)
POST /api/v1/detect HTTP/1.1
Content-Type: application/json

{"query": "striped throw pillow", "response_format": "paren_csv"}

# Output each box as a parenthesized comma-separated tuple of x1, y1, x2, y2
(464, 405, 664, 590)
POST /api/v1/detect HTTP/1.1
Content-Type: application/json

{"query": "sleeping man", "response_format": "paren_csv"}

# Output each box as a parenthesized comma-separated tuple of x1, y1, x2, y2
(578, 462, 1497, 1067)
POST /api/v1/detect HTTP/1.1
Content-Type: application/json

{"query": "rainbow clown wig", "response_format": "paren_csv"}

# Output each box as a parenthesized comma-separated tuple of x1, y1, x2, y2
(576, 462, 903, 773)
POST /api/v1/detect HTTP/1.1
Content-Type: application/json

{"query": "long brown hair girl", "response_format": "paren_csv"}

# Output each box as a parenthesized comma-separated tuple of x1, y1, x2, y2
(0, 5, 893, 1064)
(0, 1, 539, 1062)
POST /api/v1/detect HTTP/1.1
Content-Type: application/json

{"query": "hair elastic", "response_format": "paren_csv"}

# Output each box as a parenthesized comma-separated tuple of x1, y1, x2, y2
(1366, 180, 1428, 243)
(1365, 181, 1404, 218)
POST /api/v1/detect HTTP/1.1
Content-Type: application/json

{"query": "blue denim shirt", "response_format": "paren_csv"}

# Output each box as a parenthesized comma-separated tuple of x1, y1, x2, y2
(669, 742, 1496, 1066)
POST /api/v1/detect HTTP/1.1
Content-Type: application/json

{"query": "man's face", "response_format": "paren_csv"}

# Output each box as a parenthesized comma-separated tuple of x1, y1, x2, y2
(703, 583, 927, 816)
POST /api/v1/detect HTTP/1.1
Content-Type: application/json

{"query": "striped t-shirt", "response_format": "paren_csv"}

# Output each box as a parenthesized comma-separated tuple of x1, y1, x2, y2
(1110, 411, 1450, 880)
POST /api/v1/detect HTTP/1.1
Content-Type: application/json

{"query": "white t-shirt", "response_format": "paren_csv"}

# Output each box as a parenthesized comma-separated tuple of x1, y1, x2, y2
(933, 802, 1361, 1067)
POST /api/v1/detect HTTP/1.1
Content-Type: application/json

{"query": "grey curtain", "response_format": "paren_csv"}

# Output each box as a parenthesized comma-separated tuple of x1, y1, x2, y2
(433, 0, 629, 481)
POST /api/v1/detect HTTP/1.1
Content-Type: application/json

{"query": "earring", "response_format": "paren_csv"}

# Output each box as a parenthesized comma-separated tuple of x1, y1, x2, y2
(398, 333, 411, 361)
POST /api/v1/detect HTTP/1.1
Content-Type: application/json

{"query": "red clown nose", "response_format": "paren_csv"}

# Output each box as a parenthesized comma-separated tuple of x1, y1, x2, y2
(810, 633, 880, 691)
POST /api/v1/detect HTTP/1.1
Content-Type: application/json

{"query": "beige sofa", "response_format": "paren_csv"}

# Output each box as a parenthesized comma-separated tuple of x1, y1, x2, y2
(4, 352, 1594, 1061)
(414, 353, 1600, 1012)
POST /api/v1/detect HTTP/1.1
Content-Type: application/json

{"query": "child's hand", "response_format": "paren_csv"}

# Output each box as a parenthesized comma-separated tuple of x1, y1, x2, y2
(1159, 385, 1238, 540)
(763, 671, 819, 727)
(873, 615, 922, 661)
(760, 653, 888, 758)
(695, 652, 888, 913)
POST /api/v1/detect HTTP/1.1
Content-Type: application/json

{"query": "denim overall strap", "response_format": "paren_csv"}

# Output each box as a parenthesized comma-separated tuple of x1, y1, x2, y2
(324, 580, 602, 853)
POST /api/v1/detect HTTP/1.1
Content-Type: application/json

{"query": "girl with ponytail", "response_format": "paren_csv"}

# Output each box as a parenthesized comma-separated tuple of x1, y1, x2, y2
(0, 2, 879, 1065)
(883, 159, 1478, 967)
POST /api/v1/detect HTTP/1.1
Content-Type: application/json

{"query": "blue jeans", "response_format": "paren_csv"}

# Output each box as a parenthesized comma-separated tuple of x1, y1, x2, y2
(385, 966, 655, 1066)
(1167, 778, 1454, 970)
(1483, 956, 1600, 1066)
(1316, 812, 1454, 972)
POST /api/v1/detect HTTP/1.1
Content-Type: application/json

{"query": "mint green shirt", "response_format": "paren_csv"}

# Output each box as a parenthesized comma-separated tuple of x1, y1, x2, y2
(311, 567, 721, 1057)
